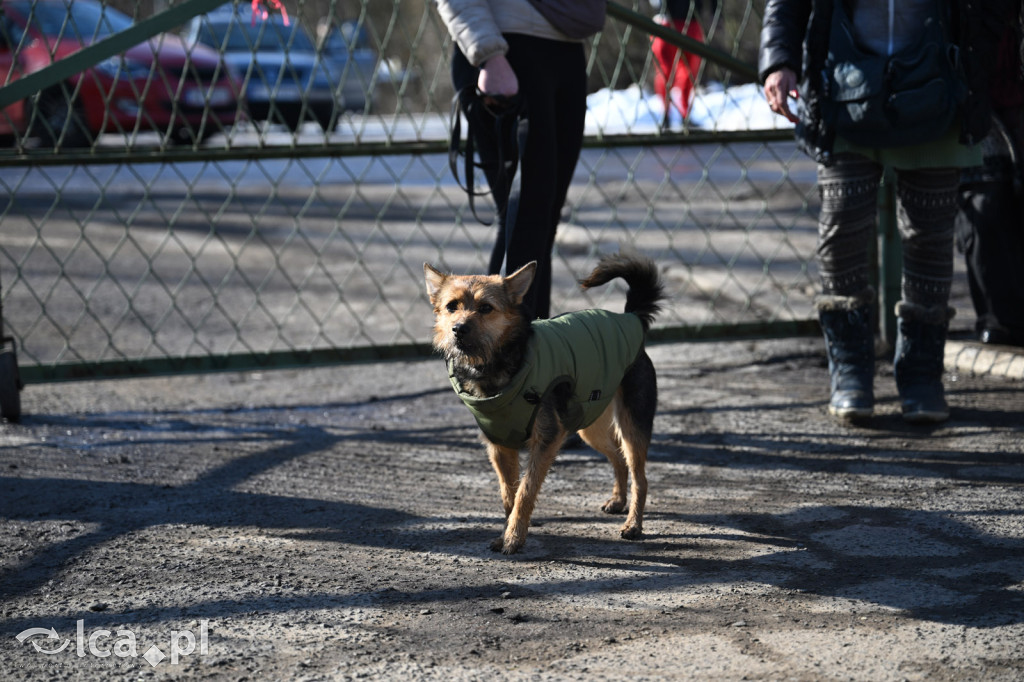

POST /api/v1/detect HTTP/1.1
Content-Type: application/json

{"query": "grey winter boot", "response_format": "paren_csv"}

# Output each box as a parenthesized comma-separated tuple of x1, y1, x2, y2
(816, 290, 875, 421)
(894, 301, 954, 423)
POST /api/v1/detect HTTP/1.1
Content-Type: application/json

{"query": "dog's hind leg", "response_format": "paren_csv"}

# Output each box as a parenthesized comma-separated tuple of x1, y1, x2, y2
(614, 416, 649, 540)
(613, 352, 657, 540)
(580, 405, 629, 514)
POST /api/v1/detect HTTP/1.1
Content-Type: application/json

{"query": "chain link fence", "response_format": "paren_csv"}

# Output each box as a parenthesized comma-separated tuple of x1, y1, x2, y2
(0, 0, 824, 416)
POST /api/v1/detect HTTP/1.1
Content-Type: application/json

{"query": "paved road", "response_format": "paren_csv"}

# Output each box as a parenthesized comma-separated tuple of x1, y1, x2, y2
(1, 337, 1021, 680)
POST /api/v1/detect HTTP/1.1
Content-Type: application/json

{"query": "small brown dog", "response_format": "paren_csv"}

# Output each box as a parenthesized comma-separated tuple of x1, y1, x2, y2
(424, 253, 664, 554)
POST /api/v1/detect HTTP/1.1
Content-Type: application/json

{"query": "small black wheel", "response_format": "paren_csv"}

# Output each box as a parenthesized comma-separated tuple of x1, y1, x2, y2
(31, 85, 92, 148)
(0, 348, 21, 423)
(314, 105, 337, 132)
(167, 125, 215, 146)
(266, 104, 303, 131)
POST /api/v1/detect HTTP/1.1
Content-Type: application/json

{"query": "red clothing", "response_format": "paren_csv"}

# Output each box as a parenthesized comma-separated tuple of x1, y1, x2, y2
(651, 17, 705, 118)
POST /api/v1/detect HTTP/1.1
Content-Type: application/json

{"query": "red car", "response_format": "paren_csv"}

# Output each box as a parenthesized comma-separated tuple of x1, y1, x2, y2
(0, 0, 243, 147)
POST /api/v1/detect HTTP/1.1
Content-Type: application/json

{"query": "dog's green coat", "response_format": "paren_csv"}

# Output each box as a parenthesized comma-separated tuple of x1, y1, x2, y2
(448, 309, 645, 449)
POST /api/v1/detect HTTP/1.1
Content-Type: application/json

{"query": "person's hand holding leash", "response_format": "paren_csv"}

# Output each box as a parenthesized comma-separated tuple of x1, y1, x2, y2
(477, 54, 519, 110)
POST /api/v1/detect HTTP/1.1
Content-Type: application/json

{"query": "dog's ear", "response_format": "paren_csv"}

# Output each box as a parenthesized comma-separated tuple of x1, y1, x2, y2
(423, 263, 447, 303)
(504, 261, 537, 304)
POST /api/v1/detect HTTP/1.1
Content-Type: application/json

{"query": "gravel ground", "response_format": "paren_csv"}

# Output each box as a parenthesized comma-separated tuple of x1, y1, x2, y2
(1, 338, 1022, 681)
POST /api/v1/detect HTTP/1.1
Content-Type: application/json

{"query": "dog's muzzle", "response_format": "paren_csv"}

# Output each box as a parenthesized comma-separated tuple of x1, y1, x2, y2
(452, 322, 476, 353)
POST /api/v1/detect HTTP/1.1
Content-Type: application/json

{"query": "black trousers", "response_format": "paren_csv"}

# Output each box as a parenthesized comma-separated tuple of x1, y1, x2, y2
(955, 158, 1024, 340)
(452, 34, 587, 319)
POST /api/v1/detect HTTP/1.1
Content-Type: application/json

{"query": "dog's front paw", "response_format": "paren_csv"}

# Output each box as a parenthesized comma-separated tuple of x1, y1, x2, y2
(620, 523, 643, 540)
(501, 539, 524, 555)
(489, 531, 525, 555)
(601, 496, 627, 514)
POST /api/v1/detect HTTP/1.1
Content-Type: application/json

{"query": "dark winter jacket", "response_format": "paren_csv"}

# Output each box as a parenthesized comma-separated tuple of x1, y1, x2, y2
(758, 0, 1015, 164)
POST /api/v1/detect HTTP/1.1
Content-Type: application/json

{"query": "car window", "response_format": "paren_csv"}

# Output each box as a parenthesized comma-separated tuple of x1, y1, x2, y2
(321, 31, 347, 54)
(4, 0, 133, 42)
(197, 18, 316, 53)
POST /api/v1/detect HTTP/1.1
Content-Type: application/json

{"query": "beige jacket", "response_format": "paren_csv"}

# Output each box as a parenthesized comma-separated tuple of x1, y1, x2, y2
(434, 0, 575, 66)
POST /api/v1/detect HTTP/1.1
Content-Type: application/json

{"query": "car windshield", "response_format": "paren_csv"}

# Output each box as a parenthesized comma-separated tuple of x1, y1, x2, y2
(197, 18, 316, 53)
(321, 31, 349, 54)
(4, 0, 133, 41)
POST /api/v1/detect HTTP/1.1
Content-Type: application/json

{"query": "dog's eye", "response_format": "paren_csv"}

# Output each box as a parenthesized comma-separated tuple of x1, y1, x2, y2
(445, 300, 460, 313)
(478, 303, 494, 314)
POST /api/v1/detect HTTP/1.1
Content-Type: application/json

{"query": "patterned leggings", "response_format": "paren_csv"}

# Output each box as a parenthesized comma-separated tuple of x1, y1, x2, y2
(816, 152, 960, 309)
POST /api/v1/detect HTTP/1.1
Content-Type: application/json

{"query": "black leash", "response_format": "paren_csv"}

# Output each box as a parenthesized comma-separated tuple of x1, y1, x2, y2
(502, 110, 529, 274)
(448, 88, 492, 225)
(448, 88, 529, 273)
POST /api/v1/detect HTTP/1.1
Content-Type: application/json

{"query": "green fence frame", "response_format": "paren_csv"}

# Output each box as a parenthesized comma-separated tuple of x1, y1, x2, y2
(0, 0, 902, 394)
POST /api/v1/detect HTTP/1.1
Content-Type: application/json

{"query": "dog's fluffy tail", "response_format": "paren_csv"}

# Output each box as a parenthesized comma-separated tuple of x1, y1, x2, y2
(579, 253, 665, 331)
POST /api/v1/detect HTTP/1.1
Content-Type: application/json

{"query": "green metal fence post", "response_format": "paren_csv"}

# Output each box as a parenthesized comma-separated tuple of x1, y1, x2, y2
(877, 169, 901, 349)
